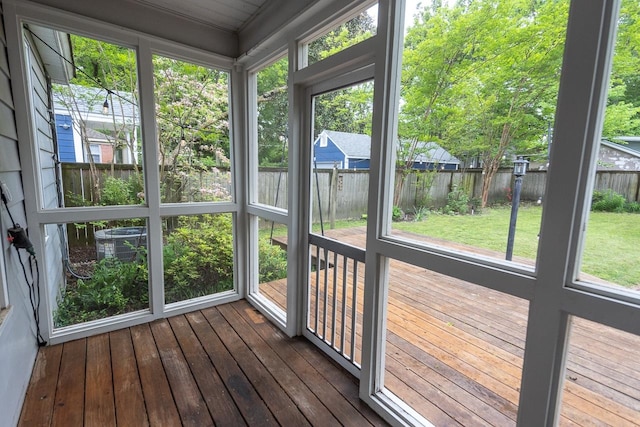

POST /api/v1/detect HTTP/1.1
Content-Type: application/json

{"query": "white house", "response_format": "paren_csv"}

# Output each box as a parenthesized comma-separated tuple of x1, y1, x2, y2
(53, 84, 139, 164)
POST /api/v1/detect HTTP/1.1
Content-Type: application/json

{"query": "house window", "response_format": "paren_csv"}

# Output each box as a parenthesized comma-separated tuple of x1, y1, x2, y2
(319, 132, 328, 147)
(89, 144, 101, 163)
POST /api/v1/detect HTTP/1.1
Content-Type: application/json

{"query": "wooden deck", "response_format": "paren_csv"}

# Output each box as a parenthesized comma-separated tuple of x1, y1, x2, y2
(19, 301, 388, 427)
(261, 227, 640, 426)
(20, 226, 640, 426)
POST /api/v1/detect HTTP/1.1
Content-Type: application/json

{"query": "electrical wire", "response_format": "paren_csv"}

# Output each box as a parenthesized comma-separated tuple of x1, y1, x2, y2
(1, 188, 17, 226)
(23, 26, 137, 108)
(14, 247, 46, 346)
(1, 186, 47, 346)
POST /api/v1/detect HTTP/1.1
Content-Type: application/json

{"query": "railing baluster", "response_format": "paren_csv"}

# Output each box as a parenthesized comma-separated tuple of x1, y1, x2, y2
(331, 251, 338, 348)
(322, 247, 329, 340)
(314, 244, 320, 334)
(350, 260, 358, 362)
(340, 255, 348, 356)
(307, 234, 364, 368)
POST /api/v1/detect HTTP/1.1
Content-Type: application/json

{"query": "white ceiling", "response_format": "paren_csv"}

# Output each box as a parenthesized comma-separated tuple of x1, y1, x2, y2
(129, 0, 269, 33)
(27, 0, 358, 60)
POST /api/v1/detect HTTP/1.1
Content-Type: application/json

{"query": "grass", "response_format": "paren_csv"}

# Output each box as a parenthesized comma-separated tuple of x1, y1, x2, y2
(258, 205, 639, 288)
(393, 205, 639, 288)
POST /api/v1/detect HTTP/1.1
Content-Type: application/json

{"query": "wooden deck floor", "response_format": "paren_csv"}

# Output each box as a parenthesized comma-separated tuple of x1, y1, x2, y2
(20, 227, 640, 426)
(261, 227, 640, 426)
(19, 300, 388, 427)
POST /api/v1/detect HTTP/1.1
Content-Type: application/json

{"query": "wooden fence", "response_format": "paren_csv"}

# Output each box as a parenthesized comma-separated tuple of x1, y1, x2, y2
(60, 164, 640, 244)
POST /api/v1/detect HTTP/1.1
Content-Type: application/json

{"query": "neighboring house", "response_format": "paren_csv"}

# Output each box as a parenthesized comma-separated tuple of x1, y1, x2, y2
(53, 84, 139, 164)
(313, 130, 371, 169)
(408, 140, 460, 171)
(312, 130, 460, 170)
(614, 135, 640, 153)
(598, 139, 640, 171)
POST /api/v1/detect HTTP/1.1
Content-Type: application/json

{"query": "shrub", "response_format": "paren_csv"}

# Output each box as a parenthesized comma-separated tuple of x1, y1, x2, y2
(54, 257, 148, 327)
(392, 205, 404, 221)
(443, 185, 470, 215)
(258, 238, 288, 283)
(412, 205, 429, 222)
(592, 189, 626, 212)
(55, 213, 291, 325)
(164, 214, 234, 303)
(625, 201, 640, 213)
(101, 175, 144, 206)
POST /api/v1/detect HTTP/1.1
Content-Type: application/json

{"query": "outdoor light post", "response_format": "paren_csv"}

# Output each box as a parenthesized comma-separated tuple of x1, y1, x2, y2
(506, 156, 528, 261)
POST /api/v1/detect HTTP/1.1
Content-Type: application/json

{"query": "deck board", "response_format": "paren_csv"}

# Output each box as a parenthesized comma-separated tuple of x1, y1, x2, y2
(18, 345, 62, 426)
(21, 302, 386, 426)
(110, 328, 149, 427)
(186, 310, 277, 426)
(20, 227, 640, 426)
(130, 323, 182, 426)
(168, 315, 245, 425)
(149, 319, 214, 426)
(263, 227, 640, 426)
(52, 339, 86, 427)
(201, 307, 313, 427)
(85, 334, 116, 426)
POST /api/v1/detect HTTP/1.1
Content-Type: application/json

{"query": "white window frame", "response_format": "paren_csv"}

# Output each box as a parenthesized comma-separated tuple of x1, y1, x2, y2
(359, 1, 640, 426)
(3, 0, 240, 344)
(245, 51, 293, 335)
(0, 245, 8, 310)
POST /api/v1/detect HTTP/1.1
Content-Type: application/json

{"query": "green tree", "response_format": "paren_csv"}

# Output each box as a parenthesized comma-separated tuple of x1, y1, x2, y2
(400, 0, 568, 207)
(603, 0, 640, 139)
(153, 56, 231, 202)
(257, 56, 288, 166)
(65, 33, 232, 204)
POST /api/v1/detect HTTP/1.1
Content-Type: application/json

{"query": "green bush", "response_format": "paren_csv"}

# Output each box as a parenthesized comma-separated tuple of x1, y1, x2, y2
(592, 189, 626, 212)
(55, 213, 291, 325)
(54, 257, 148, 327)
(392, 205, 404, 221)
(164, 214, 234, 303)
(412, 205, 429, 222)
(625, 201, 640, 213)
(101, 175, 144, 206)
(258, 238, 288, 283)
(443, 185, 470, 215)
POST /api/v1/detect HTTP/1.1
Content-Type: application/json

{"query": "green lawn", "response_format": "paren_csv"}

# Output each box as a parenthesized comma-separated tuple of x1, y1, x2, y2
(259, 206, 639, 288)
(393, 205, 640, 288)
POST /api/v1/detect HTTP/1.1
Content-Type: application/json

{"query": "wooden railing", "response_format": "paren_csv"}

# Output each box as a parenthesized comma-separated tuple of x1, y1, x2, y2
(307, 233, 366, 373)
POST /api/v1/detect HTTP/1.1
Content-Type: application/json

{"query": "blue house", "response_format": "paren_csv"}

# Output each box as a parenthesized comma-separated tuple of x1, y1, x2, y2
(55, 114, 75, 162)
(53, 84, 140, 164)
(312, 130, 460, 170)
(313, 130, 371, 169)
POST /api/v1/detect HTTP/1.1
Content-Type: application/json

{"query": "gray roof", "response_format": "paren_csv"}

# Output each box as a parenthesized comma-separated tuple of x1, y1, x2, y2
(321, 130, 459, 164)
(601, 139, 640, 158)
(608, 136, 640, 154)
(85, 127, 110, 141)
(322, 130, 372, 158)
(410, 141, 460, 165)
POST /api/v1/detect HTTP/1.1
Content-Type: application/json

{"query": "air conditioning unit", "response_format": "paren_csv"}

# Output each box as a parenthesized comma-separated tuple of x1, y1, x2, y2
(95, 226, 147, 261)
